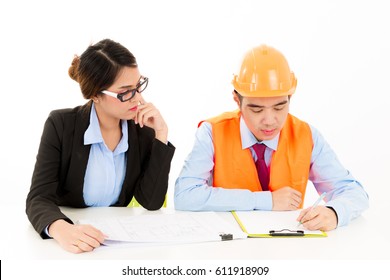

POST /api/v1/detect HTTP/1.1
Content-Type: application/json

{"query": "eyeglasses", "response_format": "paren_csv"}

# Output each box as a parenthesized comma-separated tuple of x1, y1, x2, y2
(101, 76, 148, 102)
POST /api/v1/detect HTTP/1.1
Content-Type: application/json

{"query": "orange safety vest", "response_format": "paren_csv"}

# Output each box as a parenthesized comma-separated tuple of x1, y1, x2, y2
(201, 110, 313, 207)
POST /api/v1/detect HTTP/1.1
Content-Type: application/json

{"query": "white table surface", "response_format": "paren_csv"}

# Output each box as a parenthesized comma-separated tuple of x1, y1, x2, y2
(10, 206, 388, 260)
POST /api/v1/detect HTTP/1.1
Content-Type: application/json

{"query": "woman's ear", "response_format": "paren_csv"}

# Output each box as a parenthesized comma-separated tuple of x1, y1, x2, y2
(92, 95, 99, 103)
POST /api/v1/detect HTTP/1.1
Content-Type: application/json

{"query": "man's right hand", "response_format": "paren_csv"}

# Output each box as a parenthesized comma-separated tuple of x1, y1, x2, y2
(271, 186, 302, 210)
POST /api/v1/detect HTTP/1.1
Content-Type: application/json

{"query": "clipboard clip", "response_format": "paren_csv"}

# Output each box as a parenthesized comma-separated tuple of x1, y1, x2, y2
(269, 229, 304, 236)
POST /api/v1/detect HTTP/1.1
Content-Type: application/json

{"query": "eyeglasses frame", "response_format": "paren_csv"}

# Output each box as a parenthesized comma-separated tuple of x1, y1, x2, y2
(101, 76, 148, 102)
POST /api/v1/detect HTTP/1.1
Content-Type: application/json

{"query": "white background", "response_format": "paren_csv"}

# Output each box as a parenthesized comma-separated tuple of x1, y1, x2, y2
(1, 0, 389, 278)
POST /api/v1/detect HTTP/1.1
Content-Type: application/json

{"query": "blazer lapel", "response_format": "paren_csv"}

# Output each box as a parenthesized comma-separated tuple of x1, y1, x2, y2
(115, 120, 141, 205)
(66, 102, 92, 206)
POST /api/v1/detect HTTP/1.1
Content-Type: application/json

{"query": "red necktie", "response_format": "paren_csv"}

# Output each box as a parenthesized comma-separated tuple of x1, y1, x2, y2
(252, 143, 269, 191)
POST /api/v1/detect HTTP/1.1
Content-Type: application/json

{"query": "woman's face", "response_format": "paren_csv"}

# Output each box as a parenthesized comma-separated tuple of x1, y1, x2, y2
(95, 67, 143, 122)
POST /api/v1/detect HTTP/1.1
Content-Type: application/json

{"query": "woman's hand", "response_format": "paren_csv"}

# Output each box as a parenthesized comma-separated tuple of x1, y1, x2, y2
(135, 96, 168, 143)
(48, 219, 106, 254)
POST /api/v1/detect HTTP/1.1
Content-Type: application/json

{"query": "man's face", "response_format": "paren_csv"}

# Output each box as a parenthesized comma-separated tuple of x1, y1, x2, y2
(235, 94, 290, 141)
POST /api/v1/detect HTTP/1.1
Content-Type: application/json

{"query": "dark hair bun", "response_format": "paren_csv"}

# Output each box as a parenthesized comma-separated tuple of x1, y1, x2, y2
(68, 55, 80, 82)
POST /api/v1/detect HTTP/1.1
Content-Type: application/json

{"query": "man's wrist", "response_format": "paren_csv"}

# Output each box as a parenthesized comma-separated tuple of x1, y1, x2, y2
(326, 206, 339, 225)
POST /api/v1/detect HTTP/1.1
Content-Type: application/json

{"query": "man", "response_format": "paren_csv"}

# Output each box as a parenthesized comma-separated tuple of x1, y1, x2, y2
(174, 44, 368, 231)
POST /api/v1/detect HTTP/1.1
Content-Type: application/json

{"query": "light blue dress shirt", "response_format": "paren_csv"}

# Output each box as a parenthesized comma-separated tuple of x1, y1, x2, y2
(174, 116, 369, 227)
(83, 103, 128, 206)
(44, 104, 129, 236)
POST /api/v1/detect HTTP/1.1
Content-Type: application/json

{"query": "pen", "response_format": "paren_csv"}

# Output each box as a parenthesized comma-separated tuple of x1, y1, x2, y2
(297, 192, 327, 226)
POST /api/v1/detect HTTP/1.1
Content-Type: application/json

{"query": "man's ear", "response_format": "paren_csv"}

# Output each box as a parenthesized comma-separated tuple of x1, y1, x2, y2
(232, 91, 240, 106)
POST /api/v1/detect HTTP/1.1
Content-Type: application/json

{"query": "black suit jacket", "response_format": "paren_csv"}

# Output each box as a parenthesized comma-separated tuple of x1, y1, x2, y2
(26, 101, 175, 238)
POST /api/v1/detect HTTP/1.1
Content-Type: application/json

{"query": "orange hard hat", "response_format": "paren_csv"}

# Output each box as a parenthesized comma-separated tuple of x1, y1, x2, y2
(232, 45, 297, 97)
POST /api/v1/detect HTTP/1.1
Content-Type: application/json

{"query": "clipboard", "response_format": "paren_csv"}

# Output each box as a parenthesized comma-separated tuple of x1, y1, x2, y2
(231, 211, 327, 238)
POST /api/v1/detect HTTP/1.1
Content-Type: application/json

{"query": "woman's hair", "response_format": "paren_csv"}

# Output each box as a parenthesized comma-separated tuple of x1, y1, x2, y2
(68, 39, 138, 99)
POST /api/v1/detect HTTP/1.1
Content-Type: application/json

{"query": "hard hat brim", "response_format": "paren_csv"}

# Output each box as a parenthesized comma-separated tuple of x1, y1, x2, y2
(232, 74, 297, 97)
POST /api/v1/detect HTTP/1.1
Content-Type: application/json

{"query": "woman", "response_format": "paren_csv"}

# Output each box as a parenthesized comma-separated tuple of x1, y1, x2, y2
(26, 39, 175, 253)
